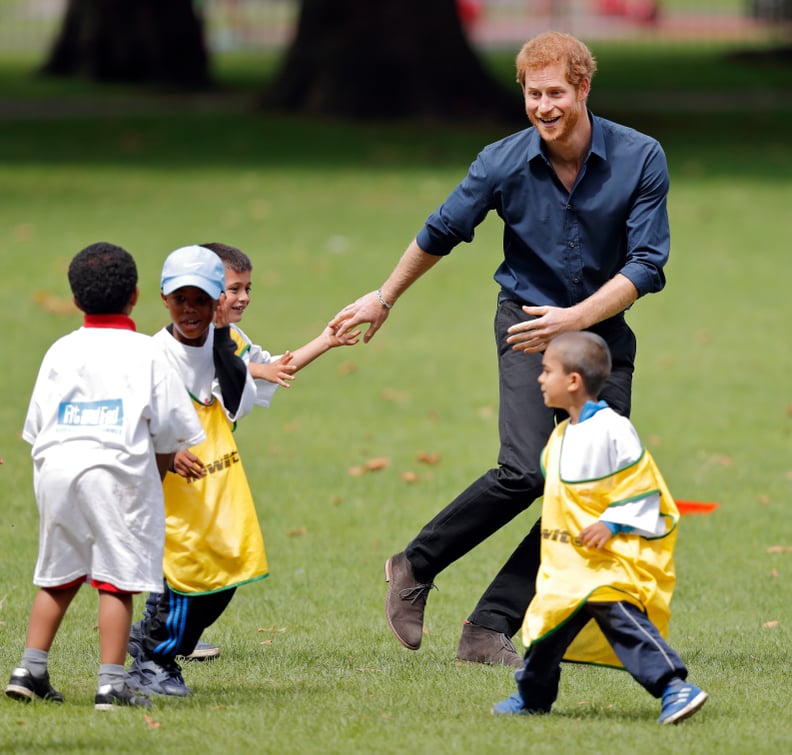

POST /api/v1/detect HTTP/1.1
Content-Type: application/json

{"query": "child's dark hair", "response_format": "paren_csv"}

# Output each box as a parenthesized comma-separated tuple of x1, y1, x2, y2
(550, 332, 612, 397)
(201, 242, 252, 273)
(68, 242, 137, 314)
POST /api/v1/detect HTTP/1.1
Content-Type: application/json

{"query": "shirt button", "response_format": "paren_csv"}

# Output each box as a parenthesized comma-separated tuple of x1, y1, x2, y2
(568, 241, 575, 248)
(573, 277, 581, 284)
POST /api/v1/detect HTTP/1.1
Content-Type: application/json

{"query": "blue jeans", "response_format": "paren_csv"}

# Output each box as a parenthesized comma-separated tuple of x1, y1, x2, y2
(405, 298, 636, 636)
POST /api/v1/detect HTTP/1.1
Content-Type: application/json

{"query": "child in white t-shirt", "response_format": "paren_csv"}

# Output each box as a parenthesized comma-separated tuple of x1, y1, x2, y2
(5, 242, 204, 711)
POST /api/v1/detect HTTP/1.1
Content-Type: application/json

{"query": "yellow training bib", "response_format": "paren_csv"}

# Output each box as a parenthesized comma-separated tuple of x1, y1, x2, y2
(163, 399, 268, 594)
(522, 421, 679, 667)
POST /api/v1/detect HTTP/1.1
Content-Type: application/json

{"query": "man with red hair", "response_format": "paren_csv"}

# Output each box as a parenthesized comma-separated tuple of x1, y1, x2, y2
(331, 31, 670, 667)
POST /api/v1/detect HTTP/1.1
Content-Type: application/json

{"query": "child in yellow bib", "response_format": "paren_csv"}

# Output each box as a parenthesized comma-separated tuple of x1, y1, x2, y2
(127, 245, 261, 698)
(492, 332, 708, 726)
(128, 243, 360, 697)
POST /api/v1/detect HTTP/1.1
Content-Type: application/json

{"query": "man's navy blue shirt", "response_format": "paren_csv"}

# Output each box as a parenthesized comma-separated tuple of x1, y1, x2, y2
(416, 113, 670, 308)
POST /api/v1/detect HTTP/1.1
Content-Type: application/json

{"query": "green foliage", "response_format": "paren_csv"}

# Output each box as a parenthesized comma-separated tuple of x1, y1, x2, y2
(1, 47, 791, 754)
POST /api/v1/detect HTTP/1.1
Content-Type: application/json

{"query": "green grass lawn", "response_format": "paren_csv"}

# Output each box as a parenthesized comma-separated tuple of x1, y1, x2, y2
(0, 46, 791, 753)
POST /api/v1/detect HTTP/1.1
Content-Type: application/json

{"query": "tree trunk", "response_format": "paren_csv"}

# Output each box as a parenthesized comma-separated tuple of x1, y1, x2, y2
(41, 0, 209, 87)
(263, 0, 522, 122)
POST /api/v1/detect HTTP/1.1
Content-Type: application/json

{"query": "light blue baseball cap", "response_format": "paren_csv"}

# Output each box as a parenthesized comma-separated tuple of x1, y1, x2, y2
(160, 245, 225, 300)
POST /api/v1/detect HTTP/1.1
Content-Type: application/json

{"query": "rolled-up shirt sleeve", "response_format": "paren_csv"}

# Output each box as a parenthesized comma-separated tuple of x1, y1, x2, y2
(619, 141, 670, 297)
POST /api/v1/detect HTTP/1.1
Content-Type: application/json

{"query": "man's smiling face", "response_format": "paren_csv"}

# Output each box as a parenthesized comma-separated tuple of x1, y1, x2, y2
(522, 61, 589, 145)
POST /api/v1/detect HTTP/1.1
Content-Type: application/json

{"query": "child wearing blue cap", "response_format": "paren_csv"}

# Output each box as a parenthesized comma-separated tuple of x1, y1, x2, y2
(127, 244, 263, 697)
(128, 242, 362, 685)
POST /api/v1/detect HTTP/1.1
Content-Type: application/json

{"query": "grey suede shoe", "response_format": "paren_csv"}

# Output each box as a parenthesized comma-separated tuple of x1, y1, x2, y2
(384, 552, 436, 650)
(455, 621, 522, 668)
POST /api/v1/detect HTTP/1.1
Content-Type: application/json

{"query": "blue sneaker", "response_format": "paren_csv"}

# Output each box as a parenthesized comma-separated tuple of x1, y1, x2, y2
(491, 692, 550, 716)
(658, 678, 708, 725)
(127, 656, 192, 697)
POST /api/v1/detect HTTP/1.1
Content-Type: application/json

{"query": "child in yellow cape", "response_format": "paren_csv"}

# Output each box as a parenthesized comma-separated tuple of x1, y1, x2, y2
(492, 332, 708, 726)
(127, 244, 360, 697)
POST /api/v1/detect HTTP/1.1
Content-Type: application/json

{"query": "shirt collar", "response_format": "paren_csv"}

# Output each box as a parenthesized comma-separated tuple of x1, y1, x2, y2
(526, 110, 606, 164)
(83, 313, 136, 331)
(579, 399, 609, 423)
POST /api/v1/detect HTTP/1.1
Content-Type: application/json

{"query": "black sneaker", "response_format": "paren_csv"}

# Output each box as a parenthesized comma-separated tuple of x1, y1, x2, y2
(95, 682, 152, 711)
(5, 667, 64, 703)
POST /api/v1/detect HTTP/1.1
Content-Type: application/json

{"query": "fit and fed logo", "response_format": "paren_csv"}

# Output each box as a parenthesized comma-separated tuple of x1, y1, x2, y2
(57, 399, 124, 427)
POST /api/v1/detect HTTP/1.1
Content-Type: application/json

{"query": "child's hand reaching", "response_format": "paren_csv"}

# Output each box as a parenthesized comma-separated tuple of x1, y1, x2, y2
(250, 351, 298, 387)
(213, 292, 232, 329)
(579, 521, 612, 550)
(171, 450, 206, 481)
(326, 325, 361, 348)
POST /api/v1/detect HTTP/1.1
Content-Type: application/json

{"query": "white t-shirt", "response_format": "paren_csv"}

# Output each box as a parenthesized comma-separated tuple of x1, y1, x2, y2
(560, 407, 664, 537)
(24, 325, 205, 591)
(152, 325, 257, 421)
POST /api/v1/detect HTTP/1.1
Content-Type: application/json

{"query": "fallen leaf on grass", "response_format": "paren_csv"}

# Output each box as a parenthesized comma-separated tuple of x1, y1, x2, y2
(697, 451, 733, 468)
(766, 546, 792, 553)
(257, 625, 288, 633)
(143, 713, 162, 729)
(762, 620, 780, 629)
(260, 639, 273, 646)
(33, 290, 78, 316)
(348, 457, 391, 475)
(337, 361, 357, 376)
(416, 451, 440, 465)
(13, 223, 35, 241)
(287, 526, 308, 537)
(381, 388, 410, 403)
(771, 568, 779, 578)
(401, 471, 418, 483)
